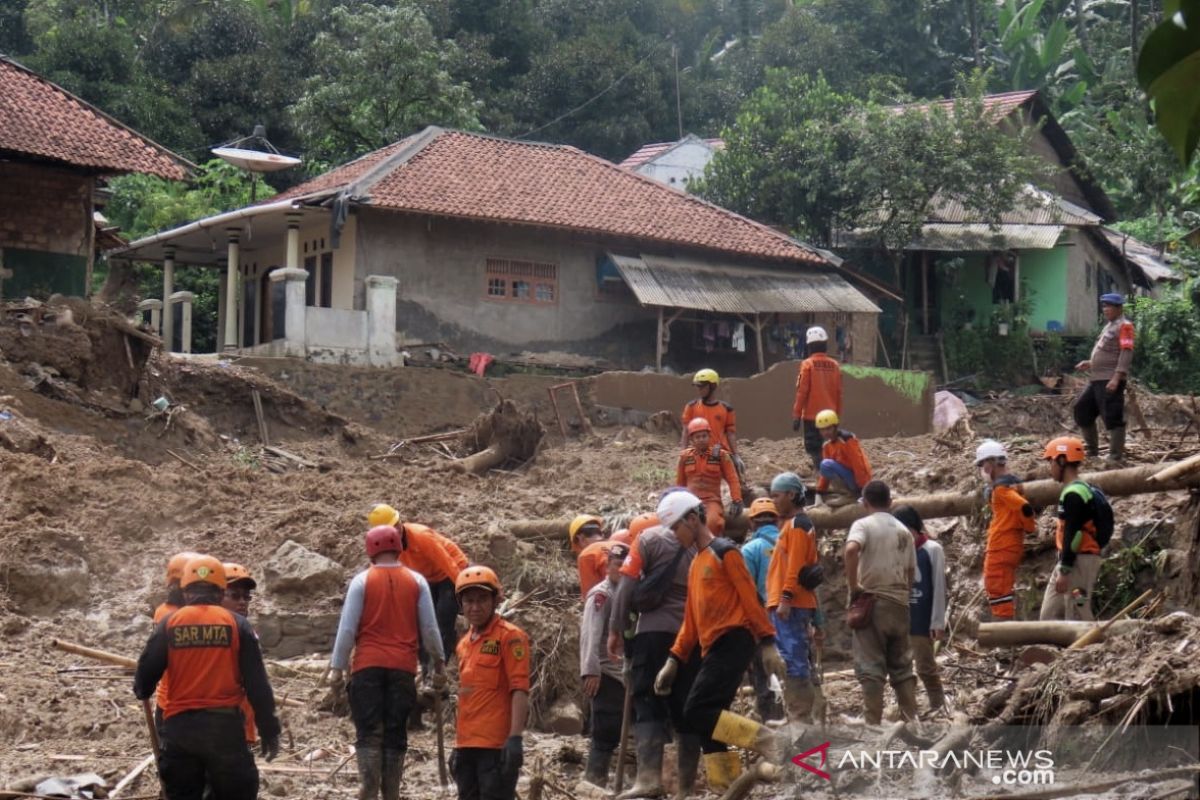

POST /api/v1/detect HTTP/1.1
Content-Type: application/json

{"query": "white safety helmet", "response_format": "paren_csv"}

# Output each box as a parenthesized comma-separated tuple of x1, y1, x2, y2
(975, 439, 1008, 466)
(656, 490, 704, 529)
(806, 326, 828, 344)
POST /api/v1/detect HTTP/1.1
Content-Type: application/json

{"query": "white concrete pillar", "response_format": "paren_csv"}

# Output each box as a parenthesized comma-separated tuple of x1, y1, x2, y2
(161, 248, 175, 352)
(137, 298, 163, 335)
(270, 267, 309, 357)
(223, 229, 240, 352)
(170, 290, 195, 354)
(365, 274, 400, 367)
(216, 262, 227, 352)
(286, 213, 301, 271)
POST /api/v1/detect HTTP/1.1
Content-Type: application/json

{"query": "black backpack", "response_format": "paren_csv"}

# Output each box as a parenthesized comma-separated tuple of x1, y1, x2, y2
(632, 542, 686, 613)
(1089, 484, 1115, 549)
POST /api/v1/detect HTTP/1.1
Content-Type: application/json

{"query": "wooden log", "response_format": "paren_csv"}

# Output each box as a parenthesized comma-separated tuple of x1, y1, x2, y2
(52, 639, 137, 668)
(806, 461, 1200, 529)
(451, 443, 507, 474)
(1149, 452, 1200, 485)
(977, 619, 1145, 648)
(1067, 589, 1154, 650)
(510, 519, 574, 540)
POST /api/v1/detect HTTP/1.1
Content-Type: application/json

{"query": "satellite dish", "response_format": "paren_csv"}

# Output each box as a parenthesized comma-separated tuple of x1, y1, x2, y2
(211, 147, 302, 173)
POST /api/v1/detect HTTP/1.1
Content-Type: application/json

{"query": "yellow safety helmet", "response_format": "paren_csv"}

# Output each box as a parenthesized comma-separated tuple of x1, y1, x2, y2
(568, 514, 604, 549)
(693, 368, 720, 386)
(814, 409, 840, 429)
(181, 555, 227, 590)
(368, 503, 401, 528)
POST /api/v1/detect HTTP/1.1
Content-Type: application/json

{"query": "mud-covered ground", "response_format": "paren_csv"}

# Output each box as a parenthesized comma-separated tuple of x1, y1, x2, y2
(2, 304, 1198, 799)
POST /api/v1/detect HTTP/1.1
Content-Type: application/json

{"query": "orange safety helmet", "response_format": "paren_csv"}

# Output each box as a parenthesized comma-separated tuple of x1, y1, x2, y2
(166, 551, 201, 585)
(455, 565, 503, 598)
(223, 562, 257, 589)
(609, 528, 632, 545)
(627, 512, 658, 541)
(749, 498, 779, 519)
(368, 503, 402, 528)
(686, 417, 712, 436)
(365, 525, 404, 558)
(1043, 436, 1087, 464)
(181, 555, 227, 590)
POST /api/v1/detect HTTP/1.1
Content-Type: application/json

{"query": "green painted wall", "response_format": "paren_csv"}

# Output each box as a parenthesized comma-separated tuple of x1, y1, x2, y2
(938, 253, 993, 328)
(0, 248, 87, 299)
(1019, 247, 1069, 331)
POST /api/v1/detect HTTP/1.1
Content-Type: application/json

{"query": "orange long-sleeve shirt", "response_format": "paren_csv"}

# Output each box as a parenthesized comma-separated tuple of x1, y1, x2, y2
(670, 539, 775, 661)
(399, 523, 469, 584)
(765, 512, 819, 610)
(815, 432, 872, 492)
(676, 445, 742, 504)
(681, 400, 737, 452)
(577, 540, 614, 600)
(986, 476, 1037, 558)
(792, 353, 842, 421)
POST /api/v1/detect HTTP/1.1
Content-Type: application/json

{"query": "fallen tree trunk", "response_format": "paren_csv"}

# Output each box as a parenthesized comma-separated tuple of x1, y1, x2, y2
(510, 519, 574, 540)
(805, 461, 1200, 529)
(450, 400, 543, 474)
(977, 619, 1145, 648)
(1149, 452, 1200, 485)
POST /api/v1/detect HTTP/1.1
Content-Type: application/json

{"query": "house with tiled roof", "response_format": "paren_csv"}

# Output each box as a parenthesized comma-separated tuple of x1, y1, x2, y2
(113, 127, 879, 372)
(0, 56, 189, 300)
(618, 134, 724, 190)
(836, 89, 1173, 357)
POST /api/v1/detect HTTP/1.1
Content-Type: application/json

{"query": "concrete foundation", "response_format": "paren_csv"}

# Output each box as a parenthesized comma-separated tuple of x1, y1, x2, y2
(590, 360, 934, 440)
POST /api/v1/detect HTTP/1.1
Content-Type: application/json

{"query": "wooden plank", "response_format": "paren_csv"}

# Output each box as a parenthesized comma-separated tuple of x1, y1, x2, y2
(252, 390, 270, 448)
(110, 752, 156, 798)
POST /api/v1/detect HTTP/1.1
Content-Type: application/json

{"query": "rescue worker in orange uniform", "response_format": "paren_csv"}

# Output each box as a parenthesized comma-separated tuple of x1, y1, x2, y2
(676, 417, 743, 535)
(1040, 437, 1104, 621)
(764, 472, 825, 728)
(134, 556, 280, 800)
(368, 504, 466, 673)
(680, 369, 745, 479)
(814, 409, 872, 506)
(571, 514, 611, 600)
(221, 563, 259, 747)
(976, 440, 1037, 620)
(152, 551, 199, 729)
(652, 491, 786, 792)
(792, 326, 843, 470)
(328, 525, 446, 800)
(452, 566, 531, 800)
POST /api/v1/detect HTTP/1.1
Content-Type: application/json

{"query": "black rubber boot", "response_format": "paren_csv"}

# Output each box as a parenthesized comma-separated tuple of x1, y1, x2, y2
(583, 746, 613, 788)
(356, 745, 382, 800)
(674, 734, 702, 799)
(381, 749, 404, 800)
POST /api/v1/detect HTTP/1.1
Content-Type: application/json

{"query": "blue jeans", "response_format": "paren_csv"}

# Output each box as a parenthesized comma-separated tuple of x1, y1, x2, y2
(819, 459, 860, 494)
(770, 608, 813, 679)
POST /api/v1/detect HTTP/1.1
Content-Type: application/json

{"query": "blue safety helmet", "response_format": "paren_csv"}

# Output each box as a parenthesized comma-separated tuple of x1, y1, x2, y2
(1100, 292, 1126, 306)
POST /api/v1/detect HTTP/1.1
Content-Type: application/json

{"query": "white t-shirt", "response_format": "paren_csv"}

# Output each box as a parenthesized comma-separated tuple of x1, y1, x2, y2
(847, 511, 916, 607)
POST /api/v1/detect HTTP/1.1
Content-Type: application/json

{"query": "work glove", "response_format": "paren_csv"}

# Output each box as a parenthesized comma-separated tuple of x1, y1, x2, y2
(431, 661, 448, 693)
(324, 667, 345, 688)
(448, 749, 459, 780)
(654, 656, 679, 696)
(760, 643, 787, 683)
(323, 668, 348, 717)
(728, 501, 743, 520)
(499, 735, 524, 780)
(792, 418, 802, 432)
(732, 453, 746, 474)
(260, 734, 280, 762)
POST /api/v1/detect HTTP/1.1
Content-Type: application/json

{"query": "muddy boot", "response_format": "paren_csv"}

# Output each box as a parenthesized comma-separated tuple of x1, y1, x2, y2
(356, 745, 382, 800)
(584, 746, 613, 788)
(861, 680, 885, 725)
(1081, 424, 1100, 458)
(616, 722, 666, 800)
(381, 749, 404, 800)
(1106, 426, 1126, 464)
(783, 677, 815, 726)
(893, 677, 920, 721)
(921, 672, 946, 713)
(674, 734, 702, 799)
(703, 751, 742, 792)
(406, 706, 425, 731)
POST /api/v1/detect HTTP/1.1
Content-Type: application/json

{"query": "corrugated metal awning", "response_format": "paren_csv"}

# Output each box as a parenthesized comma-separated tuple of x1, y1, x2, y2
(836, 223, 1065, 251)
(610, 253, 880, 314)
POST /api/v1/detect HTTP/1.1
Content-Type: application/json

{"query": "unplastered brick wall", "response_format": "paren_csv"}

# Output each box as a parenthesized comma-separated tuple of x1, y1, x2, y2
(0, 162, 91, 256)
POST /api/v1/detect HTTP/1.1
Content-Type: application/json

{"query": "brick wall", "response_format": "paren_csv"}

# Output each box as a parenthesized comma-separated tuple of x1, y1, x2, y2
(0, 161, 92, 256)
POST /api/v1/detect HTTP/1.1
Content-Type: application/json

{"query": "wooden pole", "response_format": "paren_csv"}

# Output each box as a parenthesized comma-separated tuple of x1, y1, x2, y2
(1149, 451, 1200, 484)
(754, 313, 765, 374)
(434, 693, 448, 787)
(921, 251, 930, 335)
(656, 306, 664, 372)
(52, 638, 137, 668)
(977, 619, 1145, 648)
(1067, 589, 1155, 650)
(613, 672, 634, 794)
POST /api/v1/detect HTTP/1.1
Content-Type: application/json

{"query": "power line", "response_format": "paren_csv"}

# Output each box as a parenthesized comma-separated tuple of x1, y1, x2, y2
(515, 35, 673, 141)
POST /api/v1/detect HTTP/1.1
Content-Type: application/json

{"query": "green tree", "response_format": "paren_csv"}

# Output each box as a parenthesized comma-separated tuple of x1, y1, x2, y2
(1137, 0, 1200, 165)
(291, 3, 480, 165)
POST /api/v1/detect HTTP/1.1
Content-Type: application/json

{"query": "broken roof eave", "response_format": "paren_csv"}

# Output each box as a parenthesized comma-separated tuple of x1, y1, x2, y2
(108, 191, 338, 263)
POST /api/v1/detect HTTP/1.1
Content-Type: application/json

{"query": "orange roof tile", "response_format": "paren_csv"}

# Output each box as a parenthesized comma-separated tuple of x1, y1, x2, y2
(279, 128, 826, 264)
(892, 89, 1038, 118)
(0, 57, 188, 180)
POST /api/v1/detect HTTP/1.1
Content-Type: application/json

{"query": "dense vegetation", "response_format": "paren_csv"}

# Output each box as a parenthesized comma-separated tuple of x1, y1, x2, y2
(1, 0, 1197, 385)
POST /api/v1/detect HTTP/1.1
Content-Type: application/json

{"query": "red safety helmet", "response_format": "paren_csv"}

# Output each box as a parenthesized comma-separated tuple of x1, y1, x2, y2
(365, 525, 404, 558)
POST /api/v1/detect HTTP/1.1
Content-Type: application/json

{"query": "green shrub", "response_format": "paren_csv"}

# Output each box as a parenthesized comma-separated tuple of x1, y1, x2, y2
(1129, 281, 1200, 393)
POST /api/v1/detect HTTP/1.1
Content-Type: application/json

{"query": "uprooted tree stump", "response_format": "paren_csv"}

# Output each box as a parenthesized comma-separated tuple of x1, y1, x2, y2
(451, 399, 544, 474)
